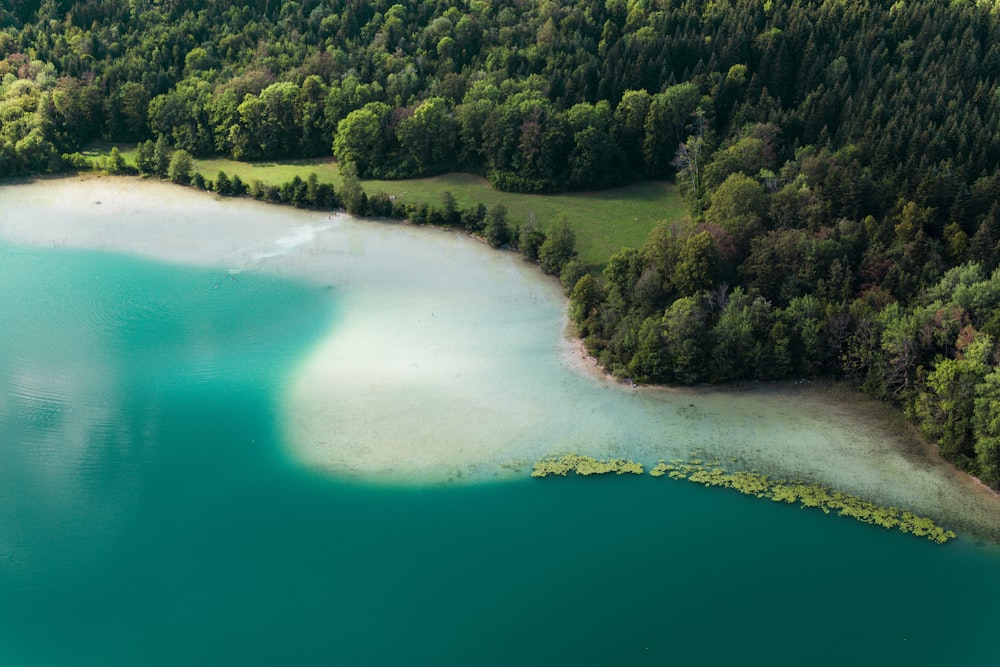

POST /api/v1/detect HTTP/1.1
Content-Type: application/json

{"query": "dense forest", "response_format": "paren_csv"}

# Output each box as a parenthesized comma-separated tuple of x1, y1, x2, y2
(3, 0, 1000, 485)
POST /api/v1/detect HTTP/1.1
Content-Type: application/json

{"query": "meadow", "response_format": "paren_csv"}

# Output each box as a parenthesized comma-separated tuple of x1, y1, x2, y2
(87, 145, 686, 269)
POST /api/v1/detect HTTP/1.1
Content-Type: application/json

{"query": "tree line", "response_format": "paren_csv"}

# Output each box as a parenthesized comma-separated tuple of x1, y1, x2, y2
(3, 1, 999, 199)
(71, 142, 583, 287)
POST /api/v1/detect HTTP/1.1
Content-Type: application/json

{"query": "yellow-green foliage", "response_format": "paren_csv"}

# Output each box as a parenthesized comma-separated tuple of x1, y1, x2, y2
(531, 454, 644, 477)
(652, 458, 958, 545)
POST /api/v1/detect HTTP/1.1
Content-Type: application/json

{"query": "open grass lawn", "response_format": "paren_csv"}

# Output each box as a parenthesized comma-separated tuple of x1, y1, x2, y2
(85, 145, 687, 269)
(363, 172, 687, 269)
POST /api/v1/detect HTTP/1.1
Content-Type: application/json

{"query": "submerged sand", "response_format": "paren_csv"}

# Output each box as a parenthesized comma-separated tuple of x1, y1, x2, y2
(3, 176, 999, 541)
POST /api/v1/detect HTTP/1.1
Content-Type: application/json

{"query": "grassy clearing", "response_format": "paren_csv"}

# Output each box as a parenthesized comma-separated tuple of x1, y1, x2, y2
(195, 156, 340, 188)
(364, 172, 686, 269)
(83, 145, 687, 268)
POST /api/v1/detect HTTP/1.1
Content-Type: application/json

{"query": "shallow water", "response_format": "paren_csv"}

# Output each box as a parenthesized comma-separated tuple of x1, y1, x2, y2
(1, 178, 999, 665)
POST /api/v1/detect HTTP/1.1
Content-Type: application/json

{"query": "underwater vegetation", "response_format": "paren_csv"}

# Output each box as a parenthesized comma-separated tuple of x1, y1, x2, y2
(534, 455, 957, 544)
(654, 458, 957, 544)
(530, 454, 644, 477)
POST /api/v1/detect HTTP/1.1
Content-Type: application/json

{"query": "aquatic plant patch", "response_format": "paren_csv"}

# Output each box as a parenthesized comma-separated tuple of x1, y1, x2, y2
(653, 459, 957, 544)
(531, 454, 644, 477)
(533, 455, 956, 544)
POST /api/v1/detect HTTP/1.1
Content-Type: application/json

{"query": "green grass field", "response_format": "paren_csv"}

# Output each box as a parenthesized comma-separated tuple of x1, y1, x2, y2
(84, 145, 687, 268)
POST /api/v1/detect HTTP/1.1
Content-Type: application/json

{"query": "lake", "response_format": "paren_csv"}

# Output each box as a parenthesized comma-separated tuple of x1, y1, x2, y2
(1, 177, 998, 666)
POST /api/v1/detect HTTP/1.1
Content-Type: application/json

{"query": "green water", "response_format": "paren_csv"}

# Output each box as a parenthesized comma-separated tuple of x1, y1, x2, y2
(1, 238, 1000, 666)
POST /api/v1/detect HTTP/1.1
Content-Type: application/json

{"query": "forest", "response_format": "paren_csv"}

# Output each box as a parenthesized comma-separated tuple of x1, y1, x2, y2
(2, 0, 1000, 485)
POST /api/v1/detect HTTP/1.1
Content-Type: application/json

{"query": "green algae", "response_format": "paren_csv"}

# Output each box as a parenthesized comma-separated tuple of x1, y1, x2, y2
(653, 458, 958, 545)
(531, 454, 644, 477)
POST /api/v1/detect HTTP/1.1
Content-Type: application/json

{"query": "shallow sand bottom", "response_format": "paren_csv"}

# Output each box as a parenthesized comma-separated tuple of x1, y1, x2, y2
(3, 176, 999, 541)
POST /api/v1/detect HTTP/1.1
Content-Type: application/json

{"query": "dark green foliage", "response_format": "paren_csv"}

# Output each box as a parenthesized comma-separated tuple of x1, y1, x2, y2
(709, 288, 776, 383)
(152, 135, 171, 178)
(704, 173, 767, 257)
(441, 191, 459, 227)
(461, 203, 487, 232)
(214, 170, 231, 195)
(107, 147, 127, 175)
(2, 0, 999, 202)
(332, 102, 394, 177)
(483, 204, 512, 248)
(396, 97, 457, 175)
(673, 230, 722, 297)
(559, 259, 588, 294)
(539, 219, 578, 276)
(973, 369, 1000, 484)
(570, 274, 603, 333)
(168, 149, 193, 184)
(282, 175, 308, 207)
(230, 174, 247, 197)
(135, 140, 155, 176)
(661, 295, 712, 385)
(339, 162, 366, 215)
(913, 332, 994, 467)
(517, 217, 546, 261)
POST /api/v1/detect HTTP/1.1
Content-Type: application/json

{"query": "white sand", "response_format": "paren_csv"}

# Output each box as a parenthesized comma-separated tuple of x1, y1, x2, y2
(4, 175, 999, 540)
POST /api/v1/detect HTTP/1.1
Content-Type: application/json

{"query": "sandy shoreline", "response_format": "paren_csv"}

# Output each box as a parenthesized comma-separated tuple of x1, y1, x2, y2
(562, 331, 1000, 541)
(3, 175, 1000, 542)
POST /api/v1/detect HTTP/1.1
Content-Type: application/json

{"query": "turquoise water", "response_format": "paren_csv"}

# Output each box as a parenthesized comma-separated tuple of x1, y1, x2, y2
(2, 226, 1000, 665)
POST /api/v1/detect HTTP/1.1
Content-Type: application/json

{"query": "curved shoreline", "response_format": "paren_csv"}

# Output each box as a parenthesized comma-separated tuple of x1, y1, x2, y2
(3, 175, 1000, 543)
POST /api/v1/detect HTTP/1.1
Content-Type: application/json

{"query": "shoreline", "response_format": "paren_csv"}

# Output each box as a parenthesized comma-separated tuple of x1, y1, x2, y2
(4, 174, 1000, 543)
(558, 318, 1000, 543)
